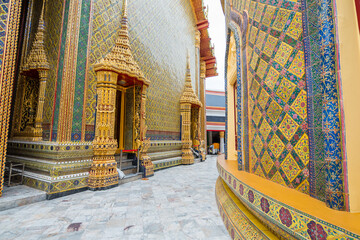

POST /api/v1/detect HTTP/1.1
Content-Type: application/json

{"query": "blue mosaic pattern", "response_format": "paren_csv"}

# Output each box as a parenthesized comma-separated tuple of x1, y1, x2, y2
(301, 0, 346, 210)
(71, 0, 91, 141)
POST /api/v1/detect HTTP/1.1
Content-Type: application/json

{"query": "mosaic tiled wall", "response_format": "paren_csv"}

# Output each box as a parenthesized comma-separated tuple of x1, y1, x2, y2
(43, 0, 64, 140)
(229, 0, 310, 194)
(87, 0, 197, 140)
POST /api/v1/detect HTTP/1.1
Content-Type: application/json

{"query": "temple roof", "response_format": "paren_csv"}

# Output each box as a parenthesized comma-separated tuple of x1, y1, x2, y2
(94, 0, 150, 86)
(22, 1, 49, 73)
(180, 56, 202, 107)
(190, 0, 217, 77)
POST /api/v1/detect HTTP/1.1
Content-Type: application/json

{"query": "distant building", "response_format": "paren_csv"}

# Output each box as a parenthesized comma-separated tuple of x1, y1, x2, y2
(206, 90, 225, 153)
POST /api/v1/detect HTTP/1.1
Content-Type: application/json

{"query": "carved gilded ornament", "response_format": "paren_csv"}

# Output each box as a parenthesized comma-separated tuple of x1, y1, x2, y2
(13, 0, 49, 142)
(180, 55, 202, 164)
(89, 0, 153, 189)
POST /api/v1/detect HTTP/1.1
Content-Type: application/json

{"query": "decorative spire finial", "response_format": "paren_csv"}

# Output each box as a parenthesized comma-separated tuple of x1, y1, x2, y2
(22, 0, 49, 72)
(122, 0, 128, 19)
(186, 51, 190, 71)
(121, 0, 128, 30)
(180, 55, 202, 107)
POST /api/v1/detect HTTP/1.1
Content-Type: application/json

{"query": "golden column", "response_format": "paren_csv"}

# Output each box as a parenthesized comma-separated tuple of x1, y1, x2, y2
(180, 56, 202, 164)
(138, 85, 153, 177)
(88, 71, 119, 190)
(200, 60, 207, 159)
(0, 0, 23, 197)
(181, 103, 193, 164)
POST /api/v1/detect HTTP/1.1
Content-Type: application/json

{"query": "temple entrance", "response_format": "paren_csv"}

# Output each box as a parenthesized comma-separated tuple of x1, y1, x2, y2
(114, 89, 125, 151)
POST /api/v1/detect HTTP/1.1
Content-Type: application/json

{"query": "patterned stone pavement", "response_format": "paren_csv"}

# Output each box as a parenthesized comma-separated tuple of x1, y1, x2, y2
(0, 155, 229, 240)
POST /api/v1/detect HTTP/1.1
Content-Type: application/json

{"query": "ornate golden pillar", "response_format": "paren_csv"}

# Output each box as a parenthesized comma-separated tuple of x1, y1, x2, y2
(180, 56, 202, 164)
(200, 60, 207, 160)
(181, 103, 193, 164)
(88, 71, 119, 190)
(139, 85, 153, 177)
(0, 0, 23, 197)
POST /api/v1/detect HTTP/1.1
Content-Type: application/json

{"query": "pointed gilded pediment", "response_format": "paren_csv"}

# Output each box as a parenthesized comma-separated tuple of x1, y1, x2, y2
(180, 56, 202, 107)
(22, 1, 49, 73)
(94, 0, 150, 86)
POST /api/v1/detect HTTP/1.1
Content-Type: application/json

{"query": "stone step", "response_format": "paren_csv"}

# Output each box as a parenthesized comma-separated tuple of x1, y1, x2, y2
(119, 173, 142, 185)
(6, 155, 91, 174)
(148, 150, 182, 161)
(118, 159, 134, 169)
(153, 156, 182, 171)
(121, 165, 137, 175)
(0, 185, 46, 211)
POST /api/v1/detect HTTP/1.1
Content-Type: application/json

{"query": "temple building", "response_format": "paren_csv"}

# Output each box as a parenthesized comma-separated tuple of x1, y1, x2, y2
(205, 90, 225, 153)
(216, 0, 360, 239)
(0, 0, 217, 199)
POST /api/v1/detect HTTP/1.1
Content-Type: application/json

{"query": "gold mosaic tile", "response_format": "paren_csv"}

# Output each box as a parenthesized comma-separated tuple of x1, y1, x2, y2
(254, 164, 266, 178)
(257, 59, 268, 79)
(258, 89, 269, 110)
(268, 134, 285, 159)
(252, 107, 262, 126)
(267, 100, 282, 122)
(250, 78, 260, 97)
(249, 26, 259, 45)
(271, 171, 286, 186)
(281, 154, 301, 182)
(276, 77, 296, 102)
(288, 50, 305, 78)
(259, 119, 271, 141)
(279, 114, 299, 141)
(291, 90, 307, 119)
(274, 42, 293, 67)
(261, 150, 274, 174)
(262, 5, 276, 27)
(263, 35, 278, 57)
(254, 135, 264, 155)
(249, 1, 257, 19)
(256, 30, 266, 50)
(294, 134, 310, 165)
(272, 8, 291, 31)
(254, 3, 265, 23)
(250, 51, 259, 70)
(297, 179, 309, 194)
(264, 67, 280, 90)
(287, 12, 303, 40)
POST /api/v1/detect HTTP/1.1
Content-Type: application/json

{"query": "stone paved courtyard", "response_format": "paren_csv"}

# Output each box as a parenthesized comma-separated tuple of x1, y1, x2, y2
(0, 155, 229, 240)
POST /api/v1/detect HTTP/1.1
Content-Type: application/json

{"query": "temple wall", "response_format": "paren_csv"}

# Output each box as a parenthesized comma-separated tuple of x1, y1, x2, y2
(42, 0, 64, 140)
(86, 0, 197, 141)
(228, 0, 310, 195)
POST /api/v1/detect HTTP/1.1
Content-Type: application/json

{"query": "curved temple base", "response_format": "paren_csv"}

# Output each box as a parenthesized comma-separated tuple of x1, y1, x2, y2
(216, 156, 360, 239)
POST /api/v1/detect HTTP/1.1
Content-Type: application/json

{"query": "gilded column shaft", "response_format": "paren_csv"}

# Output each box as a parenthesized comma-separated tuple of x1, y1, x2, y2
(88, 71, 119, 190)
(57, 0, 82, 142)
(200, 61, 207, 150)
(0, 0, 23, 197)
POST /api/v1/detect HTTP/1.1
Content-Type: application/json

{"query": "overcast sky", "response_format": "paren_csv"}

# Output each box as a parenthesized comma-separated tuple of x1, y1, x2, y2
(204, 0, 225, 92)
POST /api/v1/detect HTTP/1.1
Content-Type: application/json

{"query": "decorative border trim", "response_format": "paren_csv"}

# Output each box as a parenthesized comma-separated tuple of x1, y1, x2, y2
(217, 160, 360, 239)
(216, 177, 274, 240)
